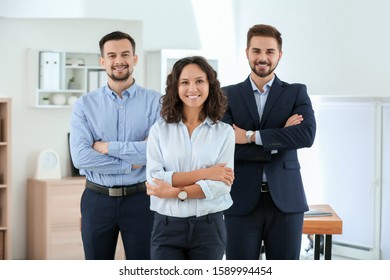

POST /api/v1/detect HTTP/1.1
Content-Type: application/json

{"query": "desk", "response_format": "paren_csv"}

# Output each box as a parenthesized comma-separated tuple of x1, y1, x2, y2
(303, 204, 343, 260)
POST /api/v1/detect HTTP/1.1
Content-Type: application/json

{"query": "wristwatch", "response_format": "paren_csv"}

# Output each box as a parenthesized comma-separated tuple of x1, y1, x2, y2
(178, 189, 188, 201)
(245, 130, 254, 143)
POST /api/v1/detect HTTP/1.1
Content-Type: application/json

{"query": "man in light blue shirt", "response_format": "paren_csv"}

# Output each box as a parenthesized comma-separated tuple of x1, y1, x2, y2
(70, 31, 161, 260)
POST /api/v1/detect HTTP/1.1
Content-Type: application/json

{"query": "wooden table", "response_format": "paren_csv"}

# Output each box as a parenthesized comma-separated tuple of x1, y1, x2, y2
(303, 204, 343, 260)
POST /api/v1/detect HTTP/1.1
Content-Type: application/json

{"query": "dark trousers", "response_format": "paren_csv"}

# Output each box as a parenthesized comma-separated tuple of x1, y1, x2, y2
(225, 192, 304, 260)
(80, 188, 153, 260)
(151, 211, 226, 260)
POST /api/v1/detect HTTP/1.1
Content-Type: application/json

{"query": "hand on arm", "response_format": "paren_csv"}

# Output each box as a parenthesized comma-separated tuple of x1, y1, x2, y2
(233, 124, 254, 144)
(172, 163, 234, 187)
(284, 114, 303, 127)
(146, 178, 205, 199)
(232, 124, 246, 144)
(201, 163, 235, 186)
(92, 141, 109, 154)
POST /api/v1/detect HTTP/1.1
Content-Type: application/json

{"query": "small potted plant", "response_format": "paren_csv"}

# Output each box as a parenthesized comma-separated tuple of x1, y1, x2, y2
(68, 77, 77, 89)
(42, 96, 50, 105)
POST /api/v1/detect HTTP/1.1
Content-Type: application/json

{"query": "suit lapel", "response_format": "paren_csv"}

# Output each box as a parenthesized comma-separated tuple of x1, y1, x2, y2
(261, 75, 284, 127)
(240, 77, 260, 125)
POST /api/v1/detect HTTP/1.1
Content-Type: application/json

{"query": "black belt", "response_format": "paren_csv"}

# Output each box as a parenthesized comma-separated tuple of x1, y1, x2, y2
(154, 211, 223, 224)
(261, 182, 270, 192)
(86, 180, 146, 197)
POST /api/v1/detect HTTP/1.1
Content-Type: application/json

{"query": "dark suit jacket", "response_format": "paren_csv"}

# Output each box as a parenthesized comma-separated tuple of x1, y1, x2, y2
(222, 75, 316, 215)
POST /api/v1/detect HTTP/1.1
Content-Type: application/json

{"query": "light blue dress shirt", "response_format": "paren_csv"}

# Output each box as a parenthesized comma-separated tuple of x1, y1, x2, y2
(249, 75, 274, 146)
(146, 117, 235, 217)
(250, 76, 275, 182)
(70, 83, 161, 187)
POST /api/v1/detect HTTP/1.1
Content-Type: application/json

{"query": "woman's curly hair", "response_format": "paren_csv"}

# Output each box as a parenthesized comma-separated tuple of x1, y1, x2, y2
(160, 56, 227, 124)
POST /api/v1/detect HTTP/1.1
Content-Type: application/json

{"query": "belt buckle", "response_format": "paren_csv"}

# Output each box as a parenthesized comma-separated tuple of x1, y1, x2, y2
(108, 188, 124, 197)
(261, 182, 269, 192)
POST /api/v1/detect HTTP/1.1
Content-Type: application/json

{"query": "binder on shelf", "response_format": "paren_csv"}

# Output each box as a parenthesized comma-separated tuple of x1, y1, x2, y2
(39, 51, 60, 90)
(99, 70, 107, 87)
(88, 69, 107, 92)
(88, 70, 99, 92)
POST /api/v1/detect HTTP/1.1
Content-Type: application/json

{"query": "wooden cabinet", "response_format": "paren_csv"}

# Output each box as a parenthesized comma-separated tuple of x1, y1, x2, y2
(27, 177, 85, 259)
(0, 97, 11, 259)
(26, 49, 106, 108)
(27, 177, 125, 259)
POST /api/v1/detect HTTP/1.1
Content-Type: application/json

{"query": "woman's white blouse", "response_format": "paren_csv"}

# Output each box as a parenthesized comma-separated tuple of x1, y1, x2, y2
(146, 117, 235, 217)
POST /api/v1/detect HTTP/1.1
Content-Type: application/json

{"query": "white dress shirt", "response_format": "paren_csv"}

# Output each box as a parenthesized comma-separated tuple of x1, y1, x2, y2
(146, 117, 235, 217)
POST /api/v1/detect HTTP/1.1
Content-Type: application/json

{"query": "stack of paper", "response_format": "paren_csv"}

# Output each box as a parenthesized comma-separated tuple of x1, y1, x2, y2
(304, 209, 333, 216)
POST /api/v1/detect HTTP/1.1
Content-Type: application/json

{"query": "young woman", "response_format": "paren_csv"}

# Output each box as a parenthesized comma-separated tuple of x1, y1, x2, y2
(146, 56, 235, 260)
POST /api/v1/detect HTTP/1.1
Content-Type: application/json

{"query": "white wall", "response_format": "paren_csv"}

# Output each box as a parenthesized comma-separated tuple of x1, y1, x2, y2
(232, 0, 390, 96)
(0, 0, 201, 51)
(1, 0, 390, 259)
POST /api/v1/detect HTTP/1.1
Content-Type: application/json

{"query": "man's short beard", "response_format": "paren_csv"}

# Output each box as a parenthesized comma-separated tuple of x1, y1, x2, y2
(108, 69, 133, 82)
(250, 64, 278, 78)
(250, 60, 279, 78)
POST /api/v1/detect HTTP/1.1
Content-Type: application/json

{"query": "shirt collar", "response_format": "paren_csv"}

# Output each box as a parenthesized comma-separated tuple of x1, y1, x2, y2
(179, 116, 216, 128)
(249, 75, 275, 94)
(204, 116, 215, 126)
(104, 80, 138, 100)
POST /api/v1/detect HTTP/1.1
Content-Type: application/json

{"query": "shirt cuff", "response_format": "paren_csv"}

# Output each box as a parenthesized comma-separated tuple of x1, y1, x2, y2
(255, 131, 263, 145)
(164, 170, 174, 186)
(196, 180, 212, 200)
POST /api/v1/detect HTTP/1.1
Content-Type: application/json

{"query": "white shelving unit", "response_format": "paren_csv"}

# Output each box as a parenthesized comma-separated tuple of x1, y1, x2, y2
(26, 49, 107, 108)
(146, 49, 218, 94)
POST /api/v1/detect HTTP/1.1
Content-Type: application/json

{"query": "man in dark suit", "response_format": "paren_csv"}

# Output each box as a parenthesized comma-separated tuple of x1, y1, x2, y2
(222, 24, 316, 260)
